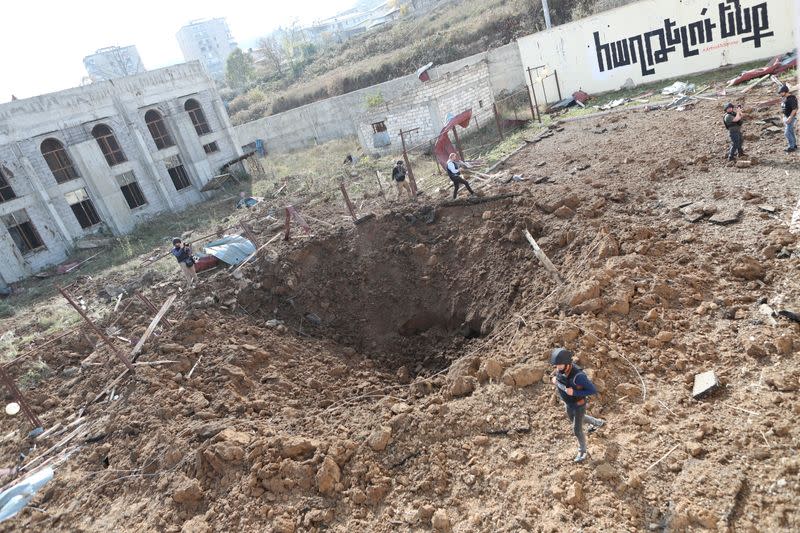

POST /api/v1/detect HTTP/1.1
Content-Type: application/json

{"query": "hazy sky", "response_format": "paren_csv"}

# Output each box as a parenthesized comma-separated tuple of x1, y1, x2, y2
(0, 0, 355, 101)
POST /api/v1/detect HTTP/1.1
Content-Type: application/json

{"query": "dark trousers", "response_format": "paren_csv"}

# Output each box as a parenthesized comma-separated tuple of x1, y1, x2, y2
(565, 403, 603, 453)
(450, 175, 474, 199)
(728, 129, 744, 159)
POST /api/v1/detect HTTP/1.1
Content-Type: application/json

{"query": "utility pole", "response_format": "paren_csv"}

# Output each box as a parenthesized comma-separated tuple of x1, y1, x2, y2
(541, 0, 552, 29)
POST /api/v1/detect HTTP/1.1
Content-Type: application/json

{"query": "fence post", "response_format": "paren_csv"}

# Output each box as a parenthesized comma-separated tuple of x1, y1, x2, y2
(553, 70, 563, 101)
(375, 170, 388, 204)
(493, 102, 504, 140)
(399, 129, 419, 197)
(527, 67, 542, 124)
(451, 128, 464, 162)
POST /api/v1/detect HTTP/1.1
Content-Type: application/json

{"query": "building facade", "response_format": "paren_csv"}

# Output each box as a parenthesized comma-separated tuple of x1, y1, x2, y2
(0, 62, 241, 287)
(176, 18, 237, 79)
(83, 46, 146, 82)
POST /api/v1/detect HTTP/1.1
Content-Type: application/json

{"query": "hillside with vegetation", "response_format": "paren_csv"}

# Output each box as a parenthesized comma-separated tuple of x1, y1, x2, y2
(223, 0, 636, 124)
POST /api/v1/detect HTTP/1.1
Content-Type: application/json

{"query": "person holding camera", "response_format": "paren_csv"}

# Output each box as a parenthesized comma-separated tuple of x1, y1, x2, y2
(391, 160, 413, 200)
(550, 347, 605, 463)
(171, 238, 198, 287)
(723, 102, 745, 161)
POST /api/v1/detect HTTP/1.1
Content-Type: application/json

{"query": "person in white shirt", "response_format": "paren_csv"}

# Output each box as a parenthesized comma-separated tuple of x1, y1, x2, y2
(445, 153, 475, 199)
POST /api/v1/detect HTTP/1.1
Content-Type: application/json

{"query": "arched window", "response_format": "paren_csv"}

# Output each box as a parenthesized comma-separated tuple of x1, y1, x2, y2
(184, 99, 211, 136)
(144, 110, 174, 150)
(41, 138, 80, 184)
(91, 124, 127, 166)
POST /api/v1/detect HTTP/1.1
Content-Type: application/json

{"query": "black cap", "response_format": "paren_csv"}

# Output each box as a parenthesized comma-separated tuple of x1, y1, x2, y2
(724, 102, 734, 110)
(396, 160, 404, 165)
(172, 238, 182, 245)
(779, 85, 789, 94)
(550, 347, 574, 365)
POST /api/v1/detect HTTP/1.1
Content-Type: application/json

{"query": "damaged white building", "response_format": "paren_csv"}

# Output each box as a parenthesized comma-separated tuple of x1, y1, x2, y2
(0, 62, 241, 288)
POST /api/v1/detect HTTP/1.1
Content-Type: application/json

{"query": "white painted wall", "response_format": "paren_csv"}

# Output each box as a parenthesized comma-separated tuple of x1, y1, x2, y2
(518, 0, 796, 98)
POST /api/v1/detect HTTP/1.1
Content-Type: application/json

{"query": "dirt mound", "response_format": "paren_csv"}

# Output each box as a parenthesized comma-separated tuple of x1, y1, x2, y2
(1, 87, 799, 532)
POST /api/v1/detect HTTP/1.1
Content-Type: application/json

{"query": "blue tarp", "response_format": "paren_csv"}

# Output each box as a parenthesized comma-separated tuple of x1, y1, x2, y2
(202, 235, 256, 266)
(0, 467, 54, 523)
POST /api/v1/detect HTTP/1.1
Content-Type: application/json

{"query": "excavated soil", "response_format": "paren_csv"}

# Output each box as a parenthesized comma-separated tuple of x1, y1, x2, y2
(1, 84, 799, 533)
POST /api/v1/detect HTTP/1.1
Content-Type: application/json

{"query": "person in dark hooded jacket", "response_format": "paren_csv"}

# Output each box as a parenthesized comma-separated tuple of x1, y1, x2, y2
(550, 347, 606, 462)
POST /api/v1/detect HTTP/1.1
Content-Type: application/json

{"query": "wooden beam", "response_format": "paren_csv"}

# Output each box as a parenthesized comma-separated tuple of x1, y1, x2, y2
(524, 229, 564, 283)
(130, 294, 177, 361)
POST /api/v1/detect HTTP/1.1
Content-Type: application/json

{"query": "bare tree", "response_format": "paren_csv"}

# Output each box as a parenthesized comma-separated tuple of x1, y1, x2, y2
(256, 36, 284, 77)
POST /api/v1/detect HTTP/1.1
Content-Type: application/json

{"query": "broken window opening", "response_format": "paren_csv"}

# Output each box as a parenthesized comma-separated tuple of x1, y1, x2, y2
(65, 188, 102, 229)
(2, 210, 45, 254)
(0, 166, 16, 203)
(91, 124, 127, 166)
(115, 171, 147, 209)
(145, 110, 175, 150)
(202, 141, 220, 154)
(184, 99, 211, 136)
(164, 155, 192, 191)
(41, 138, 80, 184)
(371, 121, 387, 133)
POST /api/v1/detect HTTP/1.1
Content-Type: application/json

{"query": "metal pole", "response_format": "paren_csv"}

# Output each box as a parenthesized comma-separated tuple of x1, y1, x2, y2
(527, 67, 541, 123)
(283, 207, 292, 241)
(526, 82, 536, 122)
(553, 70, 562, 101)
(399, 129, 418, 196)
(493, 102, 504, 140)
(135, 292, 173, 329)
(451, 128, 464, 161)
(339, 183, 358, 222)
(541, 0, 552, 29)
(541, 74, 548, 106)
(57, 286, 135, 372)
(0, 366, 41, 429)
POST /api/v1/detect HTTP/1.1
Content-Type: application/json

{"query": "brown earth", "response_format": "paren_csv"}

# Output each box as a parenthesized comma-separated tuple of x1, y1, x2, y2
(1, 83, 799, 533)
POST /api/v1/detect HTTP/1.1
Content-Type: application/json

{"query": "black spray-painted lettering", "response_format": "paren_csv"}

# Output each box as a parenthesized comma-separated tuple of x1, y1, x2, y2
(594, 1, 774, 77)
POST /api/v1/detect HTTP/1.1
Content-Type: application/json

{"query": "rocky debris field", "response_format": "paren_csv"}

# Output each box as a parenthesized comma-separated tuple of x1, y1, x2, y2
(1, 82, 799, 533)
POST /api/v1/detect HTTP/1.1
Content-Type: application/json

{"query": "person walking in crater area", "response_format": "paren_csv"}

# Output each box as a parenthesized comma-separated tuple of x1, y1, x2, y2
(391, 160, 413, 200)
(171, 238, 198, 287)
(779, 85, 798, 153)
(722, 102, 745, 161)
(446, 152, 475, 199)
(550, 347, 605, 463)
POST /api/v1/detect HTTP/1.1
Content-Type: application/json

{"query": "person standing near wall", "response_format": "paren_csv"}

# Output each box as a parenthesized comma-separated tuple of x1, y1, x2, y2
(171, 238, 198, 287)
(446, 153, 475, 199)
(722, 102, 745, 161)
(391, 160, 413, 200)
(779, 85, 798, 153)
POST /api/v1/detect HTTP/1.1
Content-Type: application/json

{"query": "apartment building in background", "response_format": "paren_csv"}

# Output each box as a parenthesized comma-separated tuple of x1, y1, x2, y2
(83, 46, 146, 82)
(176, 18, 237, 79)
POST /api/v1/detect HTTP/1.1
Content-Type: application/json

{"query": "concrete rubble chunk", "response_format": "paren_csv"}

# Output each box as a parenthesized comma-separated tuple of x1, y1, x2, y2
(692, 371, 720, 399)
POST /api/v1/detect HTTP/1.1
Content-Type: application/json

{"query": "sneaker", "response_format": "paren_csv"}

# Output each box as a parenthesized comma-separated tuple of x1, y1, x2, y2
(786, 147, 797, 153)
(574, 451, 588, 463)
(588, 420, 606, 433)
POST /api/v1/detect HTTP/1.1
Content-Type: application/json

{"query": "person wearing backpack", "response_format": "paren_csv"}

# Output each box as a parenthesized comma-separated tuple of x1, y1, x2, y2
(550, 347, 605, 463)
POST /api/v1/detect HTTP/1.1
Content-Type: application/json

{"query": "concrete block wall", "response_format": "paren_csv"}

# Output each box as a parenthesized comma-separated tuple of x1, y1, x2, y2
(0, 62, 242, 284)
(357, 61, 496, 155)
(233, 41, 526, 155)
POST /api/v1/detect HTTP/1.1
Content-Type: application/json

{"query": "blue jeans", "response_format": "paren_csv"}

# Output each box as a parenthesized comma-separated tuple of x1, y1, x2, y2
(786, 117, 797, 149)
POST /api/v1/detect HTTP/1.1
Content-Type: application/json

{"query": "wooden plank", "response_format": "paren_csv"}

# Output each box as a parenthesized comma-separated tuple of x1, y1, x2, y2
(741, 74, 769, 94)
(130, 294, 177, 361)
(524, 229, 564, 283)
